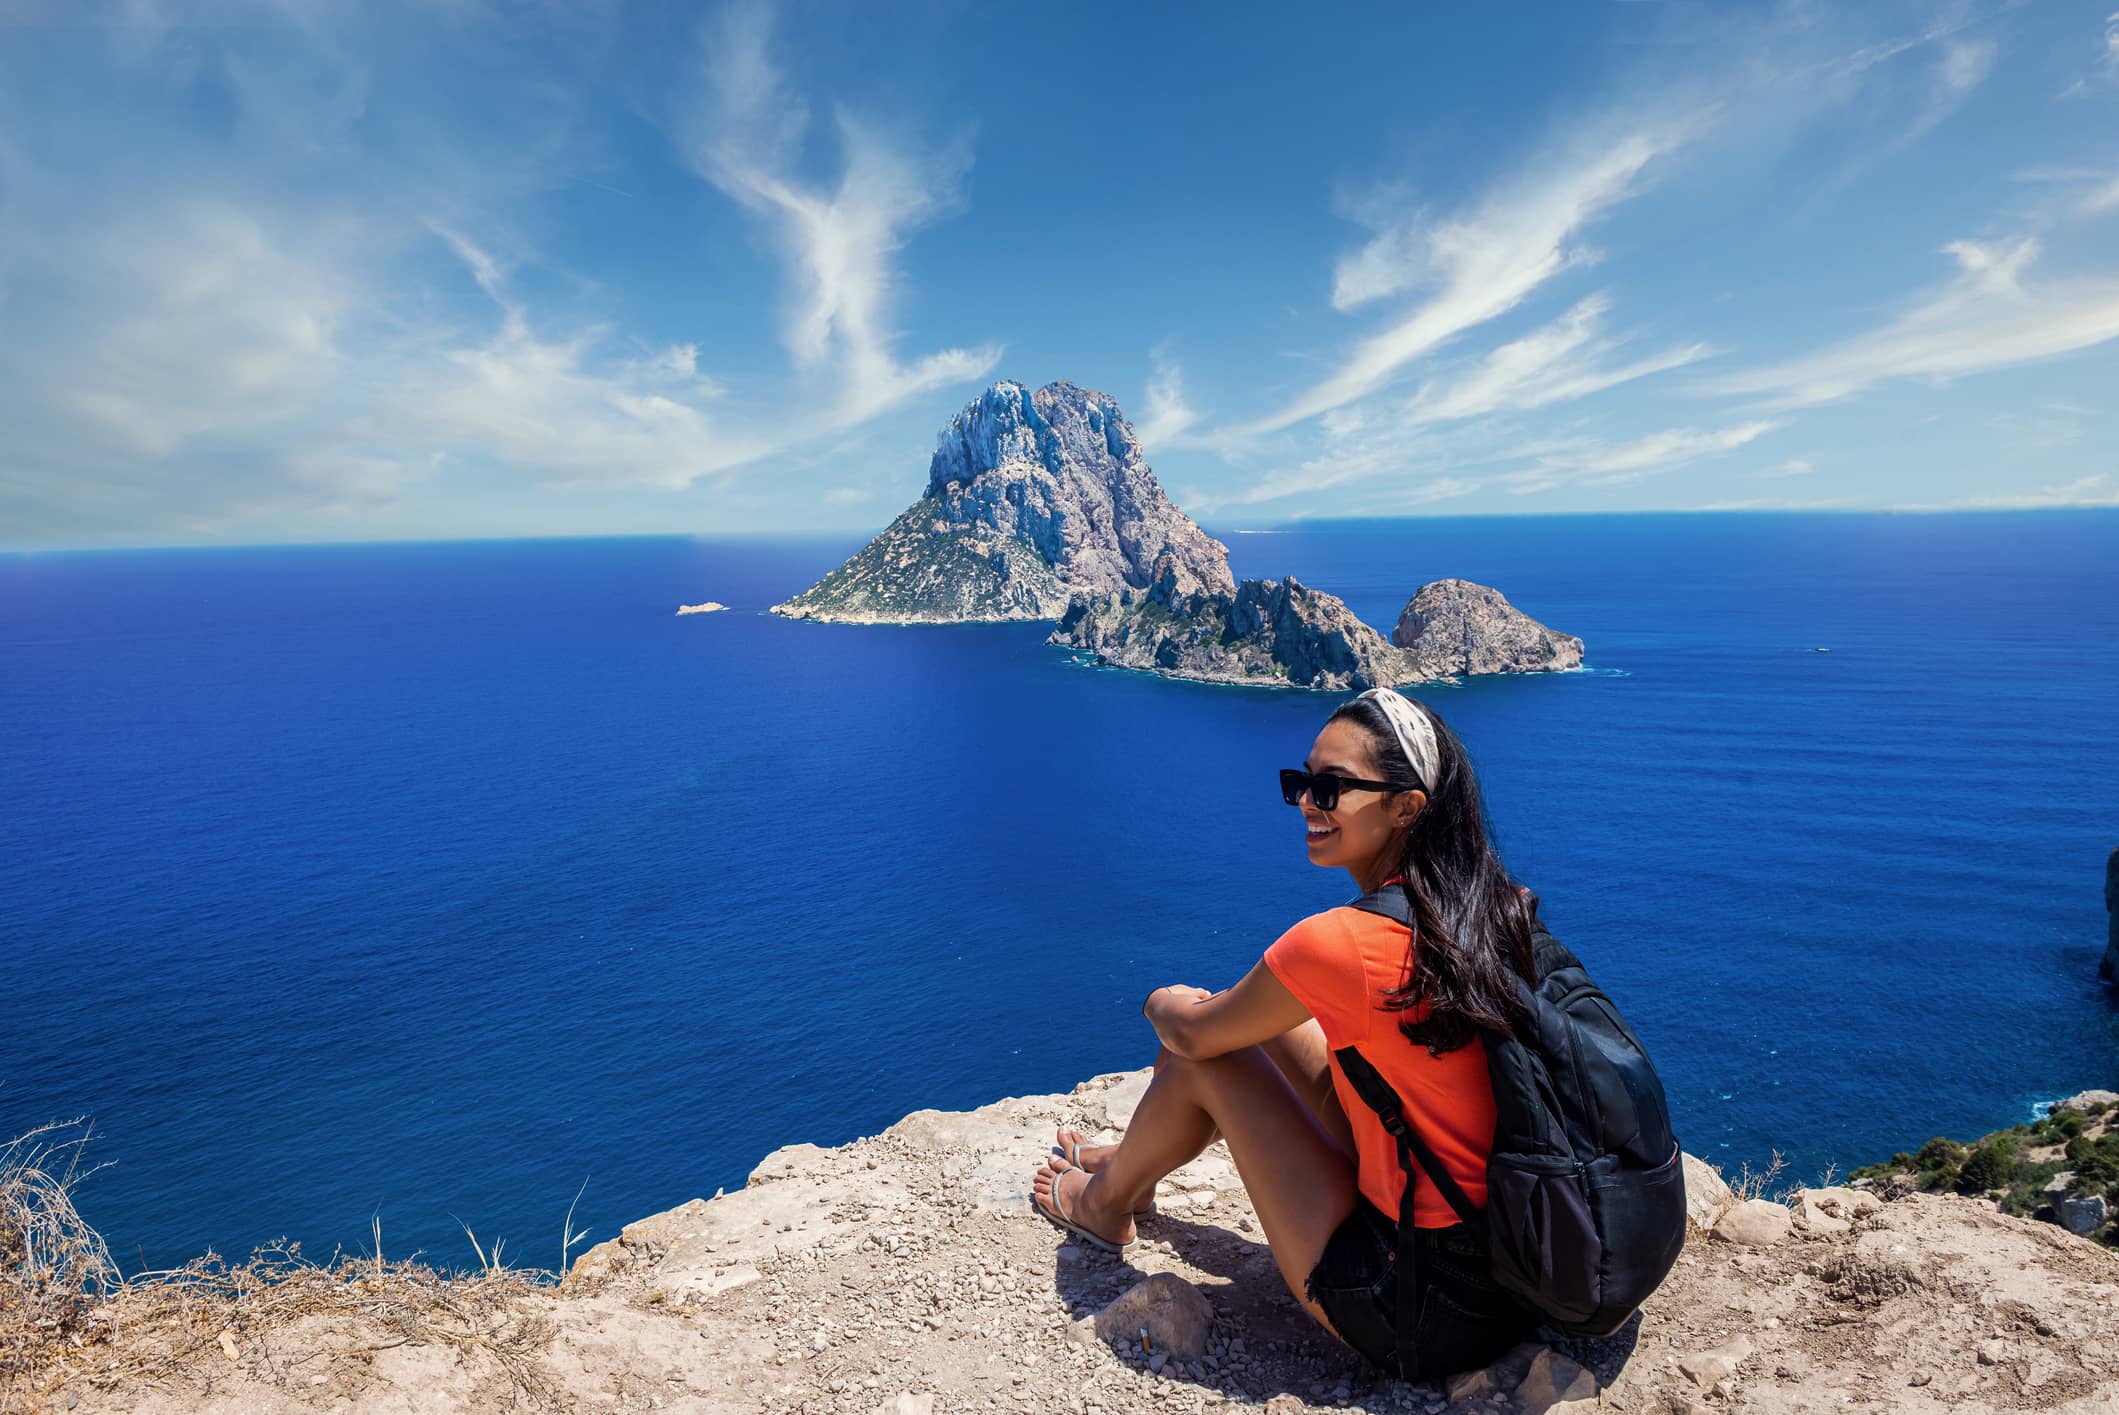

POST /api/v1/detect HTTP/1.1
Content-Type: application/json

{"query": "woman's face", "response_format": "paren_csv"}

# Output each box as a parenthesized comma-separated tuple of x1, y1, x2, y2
(1299, 718, 1423, 875)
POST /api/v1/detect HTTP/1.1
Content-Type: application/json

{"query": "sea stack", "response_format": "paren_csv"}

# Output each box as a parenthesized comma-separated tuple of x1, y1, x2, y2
(1390, 579, 1584, 676)
(770, 380, 1233, 624)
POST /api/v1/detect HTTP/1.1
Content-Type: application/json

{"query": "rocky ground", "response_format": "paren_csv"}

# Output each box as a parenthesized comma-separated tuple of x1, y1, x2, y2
(46, 1074, 2119, 1415)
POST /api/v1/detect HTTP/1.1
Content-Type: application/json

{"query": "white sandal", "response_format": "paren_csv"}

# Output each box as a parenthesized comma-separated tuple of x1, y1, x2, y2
(1054, 1137, 1157, 1216)
(1032, 1159, 1137, 1254)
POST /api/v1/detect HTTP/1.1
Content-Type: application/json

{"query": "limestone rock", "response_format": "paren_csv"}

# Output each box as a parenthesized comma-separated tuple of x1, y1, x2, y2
(1711, 1199, 1793, 1248)
(1683, 1152, 1735, 1228)
(1389, 578, 1583, 676)
(1446, 1341, 1541, 1402)
(1802, 1185, 1883, 1220)
(772, 380, 1233, 624)
(2054, 1089, 2119, 1113)
(2059, 1193, 2109, 1236)
(1051, 566, 1427, 691)
(1516, 1347, 1598, 1411)
(1793, 1192, 1851, 1235)
(1092, 1272, 1214, 1361)
(1679, 1334, 1755, 1386)
(1073, 1069, 1154, 1131)
(882, 1396, 933, 1415)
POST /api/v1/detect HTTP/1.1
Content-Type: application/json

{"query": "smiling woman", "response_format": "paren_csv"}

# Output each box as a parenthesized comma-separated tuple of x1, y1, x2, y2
(1027, 687, 1549, 1382)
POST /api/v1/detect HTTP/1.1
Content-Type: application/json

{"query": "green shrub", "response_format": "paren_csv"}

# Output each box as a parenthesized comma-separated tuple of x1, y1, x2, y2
(1956, 1136, 2017, 1194)
(2064, 1135, 2119, 1193)
(1915, 1136, 1966, 1171)
(1848, 1153, 1913, 1182)
(2003, 1158, 2064, 1217)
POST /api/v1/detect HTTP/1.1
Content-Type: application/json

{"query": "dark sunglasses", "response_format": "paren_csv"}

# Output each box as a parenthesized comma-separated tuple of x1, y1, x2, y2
(1279, 768, 1400, 812)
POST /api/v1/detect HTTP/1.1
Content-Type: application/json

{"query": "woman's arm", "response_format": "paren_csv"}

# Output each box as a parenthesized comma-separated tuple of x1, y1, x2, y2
(1144, 960, 1313, 1060)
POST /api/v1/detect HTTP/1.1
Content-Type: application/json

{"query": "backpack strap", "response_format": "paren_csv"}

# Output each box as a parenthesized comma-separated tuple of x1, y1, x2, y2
(1332, 1044, 1422, 1378)
(1335, 1045, 1482, 1227)
(1335, 879, 1482, 1226)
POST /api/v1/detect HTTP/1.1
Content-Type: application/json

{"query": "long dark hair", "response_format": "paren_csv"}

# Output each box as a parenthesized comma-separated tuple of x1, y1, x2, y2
(1327, 695, 1537, 1055)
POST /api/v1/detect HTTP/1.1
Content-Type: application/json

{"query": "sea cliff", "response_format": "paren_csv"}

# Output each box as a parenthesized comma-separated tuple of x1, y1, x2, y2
(50, 1074, 2119, 1414)
(2103, 849, 2117, 984)
(1050, 564, 1426, 692)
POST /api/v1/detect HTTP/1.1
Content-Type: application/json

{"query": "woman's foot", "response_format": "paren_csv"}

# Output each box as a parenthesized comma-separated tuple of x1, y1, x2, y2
(1055, 1126, 1157, 1214)
(1031, 1158, 1137, 1252)
(1054, 1124, 1115, 1172)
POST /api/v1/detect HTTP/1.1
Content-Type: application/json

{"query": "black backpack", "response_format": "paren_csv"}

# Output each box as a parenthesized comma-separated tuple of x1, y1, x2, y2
(1333, 881, 1686, 1340)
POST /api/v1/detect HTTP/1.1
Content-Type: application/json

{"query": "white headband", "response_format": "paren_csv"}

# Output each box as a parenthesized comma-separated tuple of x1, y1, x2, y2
(1354, 688, 1439, 789)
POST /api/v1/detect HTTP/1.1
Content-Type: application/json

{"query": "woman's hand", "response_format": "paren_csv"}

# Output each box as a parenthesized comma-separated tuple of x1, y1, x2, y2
(1142, 985, 1213, 1052)
(1143, 984, 1213, 1018)
(1143, 965, 1314, 1060)
(1144, 991, 1212, 1033)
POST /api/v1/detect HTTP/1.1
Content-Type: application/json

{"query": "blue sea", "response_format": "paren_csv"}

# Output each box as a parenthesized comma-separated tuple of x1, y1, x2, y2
(3, 513, 2115, 1275)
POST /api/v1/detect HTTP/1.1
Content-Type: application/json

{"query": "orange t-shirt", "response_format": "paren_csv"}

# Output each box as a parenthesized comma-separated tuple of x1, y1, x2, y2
(1263, 904, 1496, 1228)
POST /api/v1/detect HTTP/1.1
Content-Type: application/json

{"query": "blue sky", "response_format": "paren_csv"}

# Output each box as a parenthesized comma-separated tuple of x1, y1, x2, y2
(3, 0, 2117, 547)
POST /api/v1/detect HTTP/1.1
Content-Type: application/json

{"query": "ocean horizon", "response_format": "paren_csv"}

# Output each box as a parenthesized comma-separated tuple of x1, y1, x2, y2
(3, 509, 2115, 1275)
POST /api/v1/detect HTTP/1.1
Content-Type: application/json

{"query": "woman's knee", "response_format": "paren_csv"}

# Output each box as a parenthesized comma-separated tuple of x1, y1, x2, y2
(1152, 1043, 1270, 1085)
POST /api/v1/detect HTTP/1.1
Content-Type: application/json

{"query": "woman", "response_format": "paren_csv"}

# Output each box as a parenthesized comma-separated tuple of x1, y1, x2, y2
(1030, 686, 1539, 1380)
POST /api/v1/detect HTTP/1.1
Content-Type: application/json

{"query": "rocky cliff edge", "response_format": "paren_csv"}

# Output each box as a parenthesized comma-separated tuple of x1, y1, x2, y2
(60, 1075, 2119, 1415)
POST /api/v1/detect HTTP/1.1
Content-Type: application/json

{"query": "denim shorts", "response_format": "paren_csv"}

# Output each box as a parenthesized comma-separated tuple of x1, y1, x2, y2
(1303, 1197, 1536, 1381)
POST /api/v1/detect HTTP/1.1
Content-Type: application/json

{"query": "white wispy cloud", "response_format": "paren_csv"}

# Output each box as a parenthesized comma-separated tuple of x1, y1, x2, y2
(405, 238, 767, 490)
(1133, 345, 1199, 449)
(1687, 495, 1851, 511)
(1701, 237, 2119, 408)
(684, 0, 999, 426)
(1200, 292, 1710, 511)
(50, 203, 351, 462)
(1235, 126, 1693, 435)
(2060, 11, 2119, 97)
(1899, 473, 2119, 509)
(1753, 458, 1816, 478)
(1400, 293, 1711, 426)
(1901, 37, 1996, 143)
(1939, 37, 1998, 95)
(2012, 165, 2119, 217)
(1497, 420, 1782, 495)
(0, 0, 1009, 541)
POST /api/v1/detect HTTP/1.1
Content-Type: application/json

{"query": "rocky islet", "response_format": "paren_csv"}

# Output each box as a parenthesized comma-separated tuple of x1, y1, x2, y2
(769, 381, 1233, 626)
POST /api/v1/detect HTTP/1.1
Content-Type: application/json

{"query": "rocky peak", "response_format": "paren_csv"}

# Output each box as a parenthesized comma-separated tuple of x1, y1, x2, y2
(771, 380, 1232, 624)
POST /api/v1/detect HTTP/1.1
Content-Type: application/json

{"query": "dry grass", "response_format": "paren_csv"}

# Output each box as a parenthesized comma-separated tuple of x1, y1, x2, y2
(2, 1121, 579, 1413)
(1730, 1147, 1790, 1204)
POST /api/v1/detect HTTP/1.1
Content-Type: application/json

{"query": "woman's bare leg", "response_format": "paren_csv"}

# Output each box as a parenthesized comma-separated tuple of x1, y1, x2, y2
(1031, 1044, 1361, 1336)
(1056, 1020, 1356, 1177)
